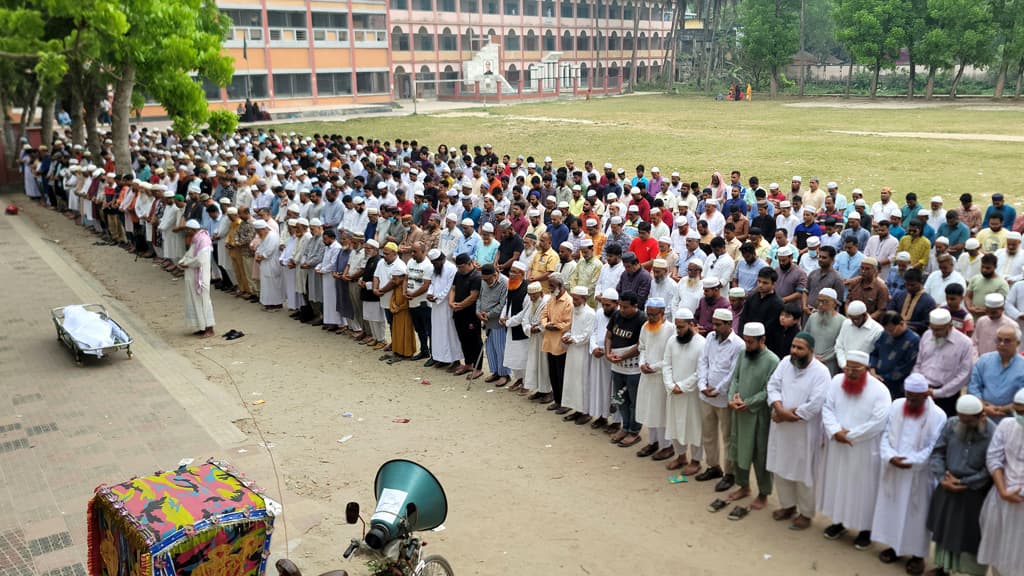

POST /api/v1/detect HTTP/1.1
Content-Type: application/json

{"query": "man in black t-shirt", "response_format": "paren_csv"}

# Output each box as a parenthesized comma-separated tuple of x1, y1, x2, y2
(451, 253, 483, 376)
(605, 291, 647, 447)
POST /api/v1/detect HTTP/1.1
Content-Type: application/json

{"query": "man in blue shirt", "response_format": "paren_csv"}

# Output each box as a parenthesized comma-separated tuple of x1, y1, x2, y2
(870, 311, 920, 398)
(455, 218, 481, 259)
(888, 213, 906, 240)
(835, 237, 865, 282)
(982, 193, 1017, 231)
(968, 323, 1024, 421)
(460, 195, 482, 228)
(547, 210, 570, 250)
(793, 207, 823, 250)
(734, 243, 766, 295)
(936, 210, 970, 257)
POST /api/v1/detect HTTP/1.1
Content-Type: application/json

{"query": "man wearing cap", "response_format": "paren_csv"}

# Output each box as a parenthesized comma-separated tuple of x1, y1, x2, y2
(475, 263, 509, 383)
(924, 254, 967, 303)
(357, 240, 385, 343)
(819, 350, 892, 550)
(568, 238, 601, 307)
(634, 297, 676, 459)
(298, 218, 326, 322)
(438, 213, 461, 260)
(540, 273, 573, 412)
(914, 307, 976, 416)
(995, 231, 1024, 282)
(711, 321, 779, 519)
(926, 394, 995, 576)
(981, 192, 1016, 231)
(560, 286, 596, 423)
(527, 232, 559, 293)
(405, 243, 434, 361)
(378, 242, 414, 358)
(316, 229, 343, 330)
(974, 387, 1024, 576)
(972, 293, 1017, 356)
(499, 261, 531, 389)
(583, 288, 618, 430)
(870, 373, 947, 574)
(426, 249, 463, 368)
(178, 220, 216, 337)
(805, 288, 845, 375)
(657, 303, 705, 474)
(694, 307, 744, 489)
(835, 300, 884, 370)
(766, 331, 830, 530)
(254, 218, 285, 310)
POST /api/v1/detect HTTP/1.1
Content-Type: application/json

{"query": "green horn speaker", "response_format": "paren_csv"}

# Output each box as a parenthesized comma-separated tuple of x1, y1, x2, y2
(365, 459, 448, 549)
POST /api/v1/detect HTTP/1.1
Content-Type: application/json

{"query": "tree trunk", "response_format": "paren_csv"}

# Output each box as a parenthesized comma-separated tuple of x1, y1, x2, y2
(907, 51, 915, 98)
(39, 98, 55, 147)
(664, 0, 684, 92)
(1014, 60, 1023, 98)
(69, 66, 86, 146)
(111, 63, 136, 176)
(0, 91, 17, 171)
(770, 65, 778, 99)
(19, 86, 40, 137)
(950, 61, 965, 97)
(844, 61, 853, 98)
(924, 65, 936, 99)
(870, 60, 880, 98)
(628, 10, 641, 92)
(83, 98, 101, 159)
(994, 59, 1009, 98)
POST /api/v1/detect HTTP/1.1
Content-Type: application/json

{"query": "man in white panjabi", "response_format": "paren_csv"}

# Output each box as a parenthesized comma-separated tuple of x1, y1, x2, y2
(820, 349, 892, 550)
(662, 307, 706, 475)
(588, 288, 619, 431)
(253, 219, 285, 310)
(317, 229, 343, 330)
(870, 373, 947, 574)
(278, 220, 299, 312)
(976, 387, 1024, 576)
(560, 285, 596, 424)
(635, 297, 677, 461)
(522, 281, 552, 399)
(426, 248, 464, 368)
(500, 261, 531, 391)
(767, 332, 830, 531)
(177, 220, 215, 337)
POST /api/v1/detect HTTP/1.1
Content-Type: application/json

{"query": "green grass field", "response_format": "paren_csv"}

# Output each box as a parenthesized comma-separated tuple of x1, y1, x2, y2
(266, 94, 1024, 206)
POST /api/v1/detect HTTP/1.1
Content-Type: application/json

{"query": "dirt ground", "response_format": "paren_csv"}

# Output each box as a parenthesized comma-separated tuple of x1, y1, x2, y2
(20, 201, 893, 576)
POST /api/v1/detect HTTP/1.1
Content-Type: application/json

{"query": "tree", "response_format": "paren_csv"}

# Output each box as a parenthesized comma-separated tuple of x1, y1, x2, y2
(835, 0, 909, 97)
(991, 0, 1024, 97)
(927, 0, 995, 96)
(738, 0, 800, 98)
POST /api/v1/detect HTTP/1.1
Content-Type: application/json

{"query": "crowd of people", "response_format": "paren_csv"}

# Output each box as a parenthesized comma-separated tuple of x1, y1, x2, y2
(20, 126, 1024, 576)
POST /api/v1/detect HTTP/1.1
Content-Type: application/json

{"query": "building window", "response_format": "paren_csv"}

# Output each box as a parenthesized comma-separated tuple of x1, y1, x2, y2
(310, 12, 346, 29)
(414, 0, 433, 10)
(227, 74, 268, 100)
(199, 78, 222, 101)
(273, 73, 312, 97)
(623, 33, 633, 51)
(439, 0, 456, 10)
(560, 0, 573, 18)
(609, 1, 620, 19)
(484, 0, 499, 14)
(576, 32, 588, 51)
(524, 0, 538, 16)
(542, 0, 554, 18)
(524, 30, 538, 50)
(415, 26, 434, 50)
(439, 28, 457, 50)
(597, 2, 606, 18)
(576, 1, 589, 18)
(543, 30, 555, 51)
(460, 0, 478, 13)
(357, 71, 389, 93)
(504, 0, 518, 15)
(560, 31, 572, 51)
(623, 2, 634, 20)
(391, 0, 408, 8)
(638, 33, 647, 50)
(609, 32, 619, 50)
(316, 72, 353, 95)
(504, 30, 520, 51)
(266, 11, 307, 29)
(222, 8, 262, 30)
(392, 27, 410, 50)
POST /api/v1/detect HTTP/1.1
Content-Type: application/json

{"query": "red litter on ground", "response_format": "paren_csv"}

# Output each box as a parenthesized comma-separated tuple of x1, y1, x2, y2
(421, 379, 431, 386)
(392, 418, 410, 424)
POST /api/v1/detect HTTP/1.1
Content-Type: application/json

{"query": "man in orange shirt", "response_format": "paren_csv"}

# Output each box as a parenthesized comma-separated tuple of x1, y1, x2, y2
(541, 273, 573, 414)
(629, 221, 659, 269)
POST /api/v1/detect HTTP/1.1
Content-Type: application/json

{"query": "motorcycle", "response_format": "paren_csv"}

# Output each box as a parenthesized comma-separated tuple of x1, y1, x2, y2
(275, 460, 453, 576)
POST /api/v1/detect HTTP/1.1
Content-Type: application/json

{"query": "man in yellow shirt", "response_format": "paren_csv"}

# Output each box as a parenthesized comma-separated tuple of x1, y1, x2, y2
(897, 220, 931, 270)
(529, 232, 559, 292)
(976, 212, 1009, 254)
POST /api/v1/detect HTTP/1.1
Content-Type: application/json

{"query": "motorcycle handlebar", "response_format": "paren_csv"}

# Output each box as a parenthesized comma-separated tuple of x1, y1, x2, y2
(343, 542, 358, 559)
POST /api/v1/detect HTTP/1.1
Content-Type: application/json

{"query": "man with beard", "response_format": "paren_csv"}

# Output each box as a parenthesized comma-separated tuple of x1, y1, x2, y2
(887, 268, 936, 335)
(522, 281, 552, 401)
(540, 274, 573, 413)
(560, 286, 596, 424)
(969, 324, 1024, 423)
(676, 259, 705, 313)
(647, 259, 678, 319)
(606, 291, 647, 447)
(774, 246, 808, 312)
(973, 293, 1017, 357)
(847, 257, 891, 320)
(476, 263, 509, 383)
(450, 253, 483, 376)
(426, 249, 463, 369)
(870, 374, 947, 574)
(617, 252, 652, 309)
(835, 300, 884, 370)
(694, 307, 745, 489)
(694, 277, 729, 336)
(976, 388, 1024, 576)
(805, 288, 845, 375)
(914, 308, 976, 416)
(820, 350, 892, 550)
(926, 395, 995, 576)
(499, 261, 531, 391)
(663, 307, 707, 474)
(871, 311, 921, 398)
(740, 267, 783, 334)
(588, 288, 620, 432)
(766, 333, 831, 530)
(298, 218, 325, 322)
(635, 297, 676, 460)
(710, 322, 779, 520)
(966, 253, 1009, 316)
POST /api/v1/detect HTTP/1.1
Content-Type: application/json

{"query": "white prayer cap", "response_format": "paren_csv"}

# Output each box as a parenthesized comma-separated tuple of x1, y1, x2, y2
(675, 307, 694, 321)
(602, 288, 619, 301)
(105, 171, 116, 178)
(792, 175, 802, 182)
(743, 322, 766, 337)
(559, 241, 574, 252)
(352, 196, 365, 205)
(428, 248, 443, 261)
(528, 209, 541, 217)
(956, 395, 984, 415)
(965, 238, 980, 250)
(218, 197, 231, 205)
(511, 261, 528, 272)
(1008, 231, 1023, 241)
(586, 218, 598, 227)
(285, 182, 297, 191)
(481, 222, 494, 233)
(253, 220, 269, 230)
(572, 184, 582, 191)
(702, 277, 721, 289)
(226, 207, 238, 215)
(904, 373, 930, 394)
(769, 182, 780, 190)
(603, 162, 613, 169)
(895, 251, 912, 262)
(776, 246, 795, 258)
(807, 236, 821, 247)
(917, 208, 930, 216)
(852, 188, 863, 196)
(409, 168, 419, 175)
(527, 281, 543, 294)
(587, 190, 596, 197)
(607, 193, 618, 200)
(580, 238, 594, 248)
(819, 288, 838, 301)
(543, 156, 551, 162)
(571, 285, 589, 297)
(284, 203, 299, 213)
(847, 300, 868, 316)
(296, 218, 309, 227)
(779, 200, 790, 208)
(610, 216, 624, 225)
(935, 236, 949, 245)
(185, 219, 201, 230)
(657, 237, 671, 245)
(365, 239, 380, 249)
(625, 205, 637, 213)
(1016, 388, 1024, 404)
(460, 193, 473, 201)
(367, 208, 379, 215)
(552, 209, 564, 217)
(728, 287, 745, 298)
(445, 212, 459, 222)
(671, 171, 680, 177)
(846, 350, 870, 366)
(377, 181, 387, 190)
(707, 199, 718, 206)
(848, 212, 861, 220)
(931, 196, 943, 204)
(985, 293, 1005, 308)
(545, 195, 557, 204)
(162, 190, 175, 198)
(686, 230, 701, 240)
(929, 308, 952, 325)
(646, 297, 667, 309)
(827, 181, 838, 189)
(461, 218, 475, 228)
(803, 206, 817, 215)
(287, 218, 298, 227)
(713, 308, 733, 322)
(653, 258, 669, 270)
(446, 190, 458, 197)
(309, 218, 323, 227)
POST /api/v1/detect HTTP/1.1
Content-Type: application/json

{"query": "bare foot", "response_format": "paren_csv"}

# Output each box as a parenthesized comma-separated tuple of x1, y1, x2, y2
(727, 487, 750, 502)
(750, 495, 768, 510)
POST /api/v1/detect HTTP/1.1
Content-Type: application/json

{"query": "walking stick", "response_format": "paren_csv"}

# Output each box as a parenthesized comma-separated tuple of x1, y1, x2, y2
(468, 328, 489, 391)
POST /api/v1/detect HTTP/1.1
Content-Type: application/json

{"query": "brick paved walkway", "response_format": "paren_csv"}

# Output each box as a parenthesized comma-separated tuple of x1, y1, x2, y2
(0, 214, 253, 576)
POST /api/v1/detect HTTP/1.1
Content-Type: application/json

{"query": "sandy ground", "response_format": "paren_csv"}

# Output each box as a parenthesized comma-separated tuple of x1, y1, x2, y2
(827, 129, 1024, 142)
(17, 199, 896, 576)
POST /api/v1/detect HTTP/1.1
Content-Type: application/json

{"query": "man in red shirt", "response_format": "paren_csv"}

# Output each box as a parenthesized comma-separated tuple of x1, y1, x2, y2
(629, 221, 659, 270)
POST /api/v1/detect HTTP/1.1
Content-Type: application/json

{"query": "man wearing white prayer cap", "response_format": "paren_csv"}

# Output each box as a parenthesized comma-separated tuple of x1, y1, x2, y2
(500, 260, 532, 391)
(634, 296, 676, 460)
(973, 292, 1016, 356)
(834, 300, 883, 370)
(178, 218, 216, 337)
(975, 388, 1024, 576)
(560, 285, 597, 424)
(870, 373, 947, 573)
(913, 306, 975, 416)
(709, 321, 779, 520)
(663, 306, 707, 476)
(926, 393, 995, 576)
(585, 288, 620, 431)
(819, 345, 892, 550)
